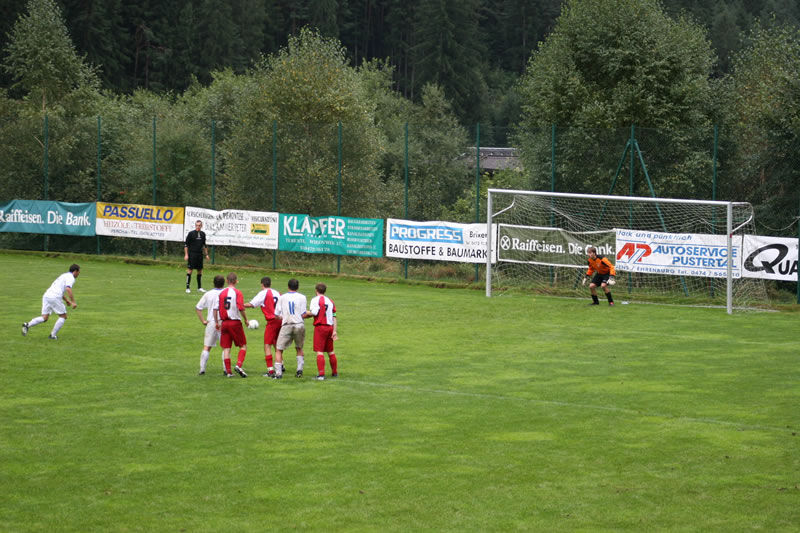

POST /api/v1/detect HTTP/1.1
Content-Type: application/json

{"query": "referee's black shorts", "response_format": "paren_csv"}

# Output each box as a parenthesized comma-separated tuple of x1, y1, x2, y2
(187, 252, 204, 270)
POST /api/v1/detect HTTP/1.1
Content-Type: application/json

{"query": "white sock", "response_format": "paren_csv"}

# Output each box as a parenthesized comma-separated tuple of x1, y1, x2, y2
(275, 361, 283, 376)
(200, 350, 210, 372)
(29, 316, 45, 327)
(51, 317, 66, 336)
(296, 355, 304, 372)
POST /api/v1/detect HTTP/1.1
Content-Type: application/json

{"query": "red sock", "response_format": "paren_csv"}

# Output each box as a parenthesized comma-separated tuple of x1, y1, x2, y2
(316, 354, 325, 375)
(329, 353, 337, 374)
(237, 349, 246, 367)
(224, 358, 232, 374)
(265, 354, 274, 369)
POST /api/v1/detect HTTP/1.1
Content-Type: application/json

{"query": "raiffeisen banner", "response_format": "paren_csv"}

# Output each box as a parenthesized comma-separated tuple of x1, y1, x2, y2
(615, 229, 742, 279)
(184, 206, 278, 250)
(386, 219, 497, 263)
(279, 214, 383, 257)
(496, 225, 612, 267)
(0, 200, 95, 236)
(96, 202, 185, 241)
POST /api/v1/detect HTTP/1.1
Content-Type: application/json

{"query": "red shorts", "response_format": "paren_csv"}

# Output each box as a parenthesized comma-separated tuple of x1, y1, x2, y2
(220, 320, 247, 349)
(313, 325, 334, 353)
(264, 317, 281, 345)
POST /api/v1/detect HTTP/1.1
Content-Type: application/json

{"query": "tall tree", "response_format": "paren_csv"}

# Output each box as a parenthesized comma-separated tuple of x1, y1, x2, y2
(721, 22, 800, 233)
(412, 0, 489, 126)
(516, 0, 717, 198)
(3, 0, 98, 110)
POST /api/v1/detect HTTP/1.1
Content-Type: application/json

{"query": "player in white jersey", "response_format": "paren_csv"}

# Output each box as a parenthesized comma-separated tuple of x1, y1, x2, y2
(194, 275, 225, 375)
(304, 282, 339, 380)
(273, 278, 308, 379)
(22, 264, 80, 340)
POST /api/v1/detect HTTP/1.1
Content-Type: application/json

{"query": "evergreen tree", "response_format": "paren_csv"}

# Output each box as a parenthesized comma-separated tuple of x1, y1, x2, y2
(412, 0, 489, 126)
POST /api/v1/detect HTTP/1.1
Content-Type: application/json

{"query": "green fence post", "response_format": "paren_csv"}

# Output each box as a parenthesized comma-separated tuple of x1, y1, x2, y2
(43, 114, 49, 251)
(550, 124, 556, 285)
(337, 121, 342, 274)
(404, 122, 409, 279)
(474, 123, 480, 282)
(210, 119, 216, 264)
(97, 116, 101, 255)
(272, 120, 277, 270)
(152, 116, 157, 260)
(797, 198, 799, 305)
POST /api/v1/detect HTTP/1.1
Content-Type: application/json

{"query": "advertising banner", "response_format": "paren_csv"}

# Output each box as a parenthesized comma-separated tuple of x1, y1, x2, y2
(742, 235, 798, 281)
(279, 214, 383, 257)
(615, 229, 741, 278)
(184, 207, 278, 250)
(386, 219, 497, 263)
(0, 200, 95, 236)
(96, 202, 185, 241)
(496, 225, 613, 267)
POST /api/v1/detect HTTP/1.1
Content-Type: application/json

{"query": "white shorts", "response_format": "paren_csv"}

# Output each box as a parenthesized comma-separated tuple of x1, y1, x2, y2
(277, 324, 305, 351)
(41, 295, 66, 316)
(203, 320, 220, 347)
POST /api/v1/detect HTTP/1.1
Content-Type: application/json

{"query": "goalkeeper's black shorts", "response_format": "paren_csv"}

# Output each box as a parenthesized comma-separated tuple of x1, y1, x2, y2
(592, 273, 611, 286)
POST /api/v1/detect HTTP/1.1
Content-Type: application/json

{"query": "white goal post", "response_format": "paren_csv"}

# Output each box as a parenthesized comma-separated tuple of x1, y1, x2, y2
(486, 189, 768, 313)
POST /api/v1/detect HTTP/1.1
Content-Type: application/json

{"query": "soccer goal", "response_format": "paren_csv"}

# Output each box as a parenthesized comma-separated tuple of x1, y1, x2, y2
(485, 189, 769, 313)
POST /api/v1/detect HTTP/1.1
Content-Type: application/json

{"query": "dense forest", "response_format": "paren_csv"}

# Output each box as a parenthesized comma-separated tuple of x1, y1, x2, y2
(2, 0, 799, 130)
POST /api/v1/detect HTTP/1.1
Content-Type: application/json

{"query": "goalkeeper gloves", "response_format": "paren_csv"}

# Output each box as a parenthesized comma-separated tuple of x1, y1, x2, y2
(582, 276, 588, 286)
(607, 276, 616, 286)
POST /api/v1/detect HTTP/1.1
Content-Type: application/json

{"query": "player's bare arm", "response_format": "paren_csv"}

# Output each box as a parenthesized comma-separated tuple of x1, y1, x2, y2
(196, 308, 208, 325)
(65, 287, 77, 308)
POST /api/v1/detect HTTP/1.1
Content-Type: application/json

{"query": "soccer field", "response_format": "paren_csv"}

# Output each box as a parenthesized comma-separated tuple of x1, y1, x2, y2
(1, 252, 798, 532)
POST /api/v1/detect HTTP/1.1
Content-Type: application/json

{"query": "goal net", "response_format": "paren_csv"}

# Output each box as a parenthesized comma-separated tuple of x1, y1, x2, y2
(486, 189, 769, 313)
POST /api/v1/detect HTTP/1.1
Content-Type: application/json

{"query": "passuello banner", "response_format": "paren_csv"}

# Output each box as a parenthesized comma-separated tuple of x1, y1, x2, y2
(96, 202, 185, 241)
(386, 219, 497, 263)
(184, 206, 278, 250)
(496, 225, 614, 267)
(0, 200, 95, 236)
(279, 214, 383, 257)
(742, 235, 798, 282)
(615, 229, 742, 279)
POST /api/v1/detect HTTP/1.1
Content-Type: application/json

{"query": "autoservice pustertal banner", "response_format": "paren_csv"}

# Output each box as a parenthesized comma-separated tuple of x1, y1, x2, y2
(742, 235, 798, 281)
(96, 202, 185, 241)
(0, 200, 95, 236)
(185, 206, 278, 250)
(386, 219, 497, 263)
(496, 225, 613, 267)
(279, 214, 383, 257)
(615, 229, 742, 279)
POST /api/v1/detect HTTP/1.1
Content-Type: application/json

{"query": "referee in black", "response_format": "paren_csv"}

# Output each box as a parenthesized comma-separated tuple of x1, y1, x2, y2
(184, 220, 210, 293)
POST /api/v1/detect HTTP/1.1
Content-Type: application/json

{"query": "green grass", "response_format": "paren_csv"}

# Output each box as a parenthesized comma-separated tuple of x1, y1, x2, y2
(1, 252, 798, 532)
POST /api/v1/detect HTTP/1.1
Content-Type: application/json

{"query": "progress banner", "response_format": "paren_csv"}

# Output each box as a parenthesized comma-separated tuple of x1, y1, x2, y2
(0, 200, 95, 236)
(279, 214, 383, 257)
(386, 219, 497, 263)
(614, 229, 742, 279)
(184, 207, 278, 250)
(96, 202, 185, 241)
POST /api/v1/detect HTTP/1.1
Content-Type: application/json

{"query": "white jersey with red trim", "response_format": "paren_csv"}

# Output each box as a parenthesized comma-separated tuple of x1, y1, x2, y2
(218, 286, 245, 321)
(309, 295, 336, 326)
(276, 290, 307, 326)
(43, 272, 76, 299)
(250, 288, 281, 320)
(196, 288, 222, 321)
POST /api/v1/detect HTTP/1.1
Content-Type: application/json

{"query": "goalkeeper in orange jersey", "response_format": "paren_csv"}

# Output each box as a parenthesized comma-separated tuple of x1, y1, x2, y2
(583, 246, 616, 306)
